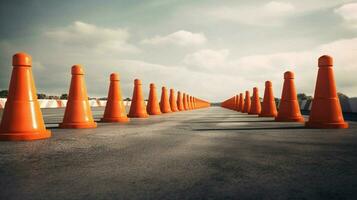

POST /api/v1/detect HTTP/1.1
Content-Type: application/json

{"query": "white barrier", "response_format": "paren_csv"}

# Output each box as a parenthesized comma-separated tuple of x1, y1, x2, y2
(0, 98, 108, 109)
(0, 98, 6, 109)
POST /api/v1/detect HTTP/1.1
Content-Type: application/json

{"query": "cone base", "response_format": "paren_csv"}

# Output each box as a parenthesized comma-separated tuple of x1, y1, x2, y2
(0, 130, 51, 141)
(259, 113, 277, 117)
(148, 111, 162, 115)
(305, 121, 349, 129)
(275, 116, 305, 122)
(248, 112, 260, 115)
(127, 113, 149, 118)
(100, 117, 130, 123)
(59, 122, 97, 129)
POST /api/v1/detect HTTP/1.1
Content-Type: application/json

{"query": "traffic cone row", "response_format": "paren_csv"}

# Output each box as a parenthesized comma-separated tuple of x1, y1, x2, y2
(221, 55, 348, 129)
(0, 52, 210, 141)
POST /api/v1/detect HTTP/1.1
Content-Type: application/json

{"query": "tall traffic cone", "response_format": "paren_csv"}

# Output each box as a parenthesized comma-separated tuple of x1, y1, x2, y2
(249, 87, 261, 115)
(306, 55, 348, 128)
(242, 91, 251, 113)
(235, 94, 240, 111)
(183, 93, 188, 110)
(189, 96, 193, 110)
(60, 65, 97, 128)
(146, 83, 161, 115)
(275, 71, 304, 122)
(128, 79, 149, 118)
(259, 81, 277, 117)
(0, 52, 51, 140)
(177, 91, 184, 111)
(186, 95, 191, 110)
(101, 73, 129, 122)
(160, 86, 172, 113)
(169, 89, 178, 112)
(238, 93, 244, 112)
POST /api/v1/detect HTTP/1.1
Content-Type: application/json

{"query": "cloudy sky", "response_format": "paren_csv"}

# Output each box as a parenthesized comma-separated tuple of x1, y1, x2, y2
(0, 0, 356, 102)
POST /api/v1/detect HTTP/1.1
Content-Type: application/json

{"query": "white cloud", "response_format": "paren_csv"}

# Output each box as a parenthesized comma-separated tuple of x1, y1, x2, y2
(141, 30, 207, 46)
(183, 49, 230, 71)
(182, 37, 357, 98)
(202, 1, 295, 26)
(335, 3, 357, 28)
(45, 21, 139, 53)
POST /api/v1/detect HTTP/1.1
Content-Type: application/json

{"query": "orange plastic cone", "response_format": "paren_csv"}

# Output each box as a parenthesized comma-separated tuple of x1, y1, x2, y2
(306, 55, 348, 128)
(242, 91, 251, 113)
(160, 86, 172, 113)
(186, 95, 191, 110)
(169, 89, 178, 112)
(0, 53, 51, 140)
(259, 81, 277, 117)
(249, 87, 261, 115)
(238, 93, 244, 112)
(275, 71, 304, 122)
(189, 96, 193, 110)
(101, 73, 129, 122)
(146, 83, 162, 115)
(177, 91, 184, 111)
(60, 65, 97, 128)
(235, 94, 240, 111)
(183, 93, 188, 110)
(128, 79, 149, 118)
(193, 97, 197, 109)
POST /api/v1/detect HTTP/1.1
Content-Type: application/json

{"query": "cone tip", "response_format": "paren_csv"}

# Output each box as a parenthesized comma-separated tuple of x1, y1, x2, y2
(134, 79, 142, 85)
(71, 65, 84, 75)
(150, 83, 155, 88)
(162, 86, 166, 90)
(265, 81, 272, 87)
(284, 71, 294, 79)
(253, 87, 258, 92)
(170, 88, 174, 92)
(318, 55, 333, 67)
(13, 52, 32, 66)
(110, 73, 119, 81)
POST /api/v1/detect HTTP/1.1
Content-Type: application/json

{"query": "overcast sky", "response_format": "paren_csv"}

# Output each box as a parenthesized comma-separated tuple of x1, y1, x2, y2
(0, 0, 356, 102)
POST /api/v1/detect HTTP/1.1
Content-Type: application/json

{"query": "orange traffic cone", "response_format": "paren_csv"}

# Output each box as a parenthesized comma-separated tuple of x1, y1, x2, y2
(60, 65, 97, 128)
(275, 71, 304, 122)
(235, 94, 240, 111)
(242, 91, 251, 113)
(193, 97, 197, 109)
(189, 96, 193, 110)
(169, 89, 178, 112)
(238, 93, 244, 112)
(0, 52, 51, 140)
(259, 81, 277, 117)
(101, 73, 129, 122)
(183, 93, 188, 110)
(186, 95, 191, 110)
(128, 79, 149, 118)
(306, 55, 348, 128)
(160, 86, 172, 113)
(146, 83, 162, 115)
(177, 91, 184, 111)
(249, 87, 261, 115)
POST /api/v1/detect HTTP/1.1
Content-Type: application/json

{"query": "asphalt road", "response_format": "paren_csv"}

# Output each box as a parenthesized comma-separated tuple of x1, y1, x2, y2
(0, 107, 357, 200)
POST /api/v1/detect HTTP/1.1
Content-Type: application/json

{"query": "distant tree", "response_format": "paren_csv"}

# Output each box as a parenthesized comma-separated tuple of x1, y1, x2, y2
(337, 92, 349, 99)
(297, 93, 312, 101)
(60, 93, 68, 99)
(0, 90, 8, 98)
(124, 97, 131, 101)
(37, 93, 47, 99)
